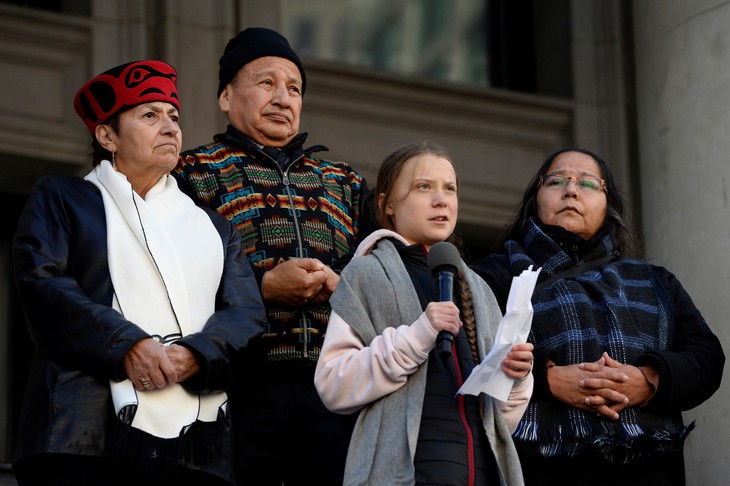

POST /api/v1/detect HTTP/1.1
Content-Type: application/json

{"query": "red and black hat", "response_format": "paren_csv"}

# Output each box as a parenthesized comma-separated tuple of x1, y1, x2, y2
(74, 60, 180, 134)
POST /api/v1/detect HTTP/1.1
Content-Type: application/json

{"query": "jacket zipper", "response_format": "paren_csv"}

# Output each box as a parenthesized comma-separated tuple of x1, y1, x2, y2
(264, 150, 310, 359)
(451, 347, 476, 485)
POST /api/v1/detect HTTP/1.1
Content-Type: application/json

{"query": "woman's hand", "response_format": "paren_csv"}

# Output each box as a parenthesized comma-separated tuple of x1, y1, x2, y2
(502, 342, 534, 379)
(123, 338, 178, 391)
(165, 344, 201, 382)
(579, 352, 658, 410)
(424, 301, 462, 336)
(547, 356, 629, 419)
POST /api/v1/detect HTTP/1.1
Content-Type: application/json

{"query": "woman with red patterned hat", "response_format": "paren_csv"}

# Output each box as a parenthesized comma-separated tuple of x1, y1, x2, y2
(11, 60, 266, 485)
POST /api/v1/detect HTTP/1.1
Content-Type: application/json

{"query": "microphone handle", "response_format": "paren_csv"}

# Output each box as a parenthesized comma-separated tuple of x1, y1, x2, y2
(436, 330, 453, 358)
(435, 271, 455, 358)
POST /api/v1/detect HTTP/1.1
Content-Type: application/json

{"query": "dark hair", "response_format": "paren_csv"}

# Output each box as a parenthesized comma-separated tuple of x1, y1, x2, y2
(90, 114, 121, 167)
(501, 147, 637, 256)
(375, 140, 459, 231)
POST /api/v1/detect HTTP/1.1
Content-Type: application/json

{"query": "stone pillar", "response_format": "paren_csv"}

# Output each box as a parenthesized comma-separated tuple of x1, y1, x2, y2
(90, 0, 237, 148)
(568, 0, 641, 233)
(632, 3, 730, 484)
(159, 0, 237, 147)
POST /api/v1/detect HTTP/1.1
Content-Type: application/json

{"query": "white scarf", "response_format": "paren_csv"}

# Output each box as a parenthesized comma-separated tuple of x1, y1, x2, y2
(85, 160, 226, 439)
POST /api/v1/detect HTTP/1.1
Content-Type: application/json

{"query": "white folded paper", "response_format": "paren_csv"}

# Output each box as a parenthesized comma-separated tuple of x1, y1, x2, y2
(457, 265, 541, 401)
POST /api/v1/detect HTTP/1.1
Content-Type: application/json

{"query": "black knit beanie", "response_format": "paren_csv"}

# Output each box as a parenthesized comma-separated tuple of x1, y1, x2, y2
(217, 27, 306, 96)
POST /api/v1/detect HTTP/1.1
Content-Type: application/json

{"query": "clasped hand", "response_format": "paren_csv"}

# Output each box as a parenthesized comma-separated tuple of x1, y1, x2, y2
(123, 338, 200, 391)
(262, 258, 339, 306)
(548, 351, 656, 420)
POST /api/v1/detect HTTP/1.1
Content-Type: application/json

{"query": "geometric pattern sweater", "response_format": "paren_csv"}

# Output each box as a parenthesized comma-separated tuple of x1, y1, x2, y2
(174, 126, 366, 363)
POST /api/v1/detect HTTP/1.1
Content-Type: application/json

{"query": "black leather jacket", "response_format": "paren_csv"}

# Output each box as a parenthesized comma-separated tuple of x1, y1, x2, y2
(12, 175, 266, 480)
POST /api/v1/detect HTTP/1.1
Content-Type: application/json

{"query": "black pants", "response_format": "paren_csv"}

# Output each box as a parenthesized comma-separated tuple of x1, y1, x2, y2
(229, 362, 357, 486)
(519, 448, 686, 486)
(14, 453, 231, 486)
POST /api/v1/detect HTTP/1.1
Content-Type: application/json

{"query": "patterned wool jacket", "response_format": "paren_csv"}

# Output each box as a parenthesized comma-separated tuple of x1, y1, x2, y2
(174, 126, 368, 363)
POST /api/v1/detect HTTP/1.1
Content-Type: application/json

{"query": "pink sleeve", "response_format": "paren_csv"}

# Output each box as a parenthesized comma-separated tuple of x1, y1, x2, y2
(497, 373, 534, 433)
(314, 310, 438, 414)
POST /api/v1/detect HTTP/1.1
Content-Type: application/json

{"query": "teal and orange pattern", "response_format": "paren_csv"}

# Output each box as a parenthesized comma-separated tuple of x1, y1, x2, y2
(175, 138, 365, 362)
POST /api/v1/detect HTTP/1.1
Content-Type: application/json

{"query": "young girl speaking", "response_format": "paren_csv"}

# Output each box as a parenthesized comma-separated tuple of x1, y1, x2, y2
(315, 141, 534, 486)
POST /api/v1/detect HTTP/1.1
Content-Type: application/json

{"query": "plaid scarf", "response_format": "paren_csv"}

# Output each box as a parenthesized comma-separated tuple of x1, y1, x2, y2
(508, 218, 690, 463)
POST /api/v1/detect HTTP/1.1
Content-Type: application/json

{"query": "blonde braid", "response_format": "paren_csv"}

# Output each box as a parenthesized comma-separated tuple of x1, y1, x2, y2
(456, 274, 480, 364)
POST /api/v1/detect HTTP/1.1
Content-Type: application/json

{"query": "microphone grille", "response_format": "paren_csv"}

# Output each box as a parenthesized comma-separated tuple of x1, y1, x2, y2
(427, 241, 461, 276)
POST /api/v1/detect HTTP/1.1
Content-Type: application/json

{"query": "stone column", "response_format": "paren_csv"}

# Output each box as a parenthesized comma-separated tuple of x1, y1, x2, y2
(633, 2, 730, 484)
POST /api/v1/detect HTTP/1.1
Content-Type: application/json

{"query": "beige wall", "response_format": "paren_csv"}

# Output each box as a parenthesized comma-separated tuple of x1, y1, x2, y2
(0, 1, 572, 230)
(633, 2, 730, 484)
(0, 0, 634, 224)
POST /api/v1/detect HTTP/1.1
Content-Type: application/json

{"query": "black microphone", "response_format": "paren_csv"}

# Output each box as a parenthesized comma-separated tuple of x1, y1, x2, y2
(427, 241, 461, 358)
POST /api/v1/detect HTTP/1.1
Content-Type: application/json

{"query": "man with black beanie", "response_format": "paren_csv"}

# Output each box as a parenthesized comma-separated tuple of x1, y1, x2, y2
(173, 27, 368, 486)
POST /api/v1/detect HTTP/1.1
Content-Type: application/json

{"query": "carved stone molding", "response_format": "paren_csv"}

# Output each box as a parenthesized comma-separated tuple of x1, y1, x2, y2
(0, 5, 90, 167)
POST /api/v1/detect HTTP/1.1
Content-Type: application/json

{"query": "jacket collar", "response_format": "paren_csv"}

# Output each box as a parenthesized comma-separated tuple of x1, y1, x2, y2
(214, 125, 328, 169)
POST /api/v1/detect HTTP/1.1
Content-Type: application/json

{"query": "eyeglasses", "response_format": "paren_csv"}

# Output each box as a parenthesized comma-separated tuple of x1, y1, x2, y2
(539, 174, 607, 193)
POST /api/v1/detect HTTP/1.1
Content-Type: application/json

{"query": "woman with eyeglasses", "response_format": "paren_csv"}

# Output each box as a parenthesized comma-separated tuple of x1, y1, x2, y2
(470, 148, 724, 485)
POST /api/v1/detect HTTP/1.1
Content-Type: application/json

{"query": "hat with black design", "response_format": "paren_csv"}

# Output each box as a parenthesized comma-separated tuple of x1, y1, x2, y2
(74, 60, 180, 134)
